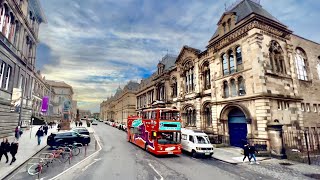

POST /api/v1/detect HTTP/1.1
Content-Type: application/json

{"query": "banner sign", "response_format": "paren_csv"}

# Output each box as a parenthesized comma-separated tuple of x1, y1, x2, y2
(11, 88, 22, 112)
(63, 100, 71, 112)
(41, 96, 49, 112)
(159, 121, 181, 131)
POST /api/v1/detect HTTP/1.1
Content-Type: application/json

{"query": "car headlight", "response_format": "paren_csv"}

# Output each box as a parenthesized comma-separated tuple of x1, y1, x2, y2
(196, 147, 200, 150)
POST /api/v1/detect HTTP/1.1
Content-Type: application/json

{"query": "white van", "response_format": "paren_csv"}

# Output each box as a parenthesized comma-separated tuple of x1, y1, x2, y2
(181, 128, 214, 158)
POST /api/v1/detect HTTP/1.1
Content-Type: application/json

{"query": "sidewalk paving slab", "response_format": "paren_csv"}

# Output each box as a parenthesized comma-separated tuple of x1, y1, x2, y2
(0, 125, 57, 180)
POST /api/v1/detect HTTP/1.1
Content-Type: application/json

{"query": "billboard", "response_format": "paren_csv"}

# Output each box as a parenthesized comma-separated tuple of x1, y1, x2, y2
(11, 88, 22, 112)
(41, 96, 49, 112)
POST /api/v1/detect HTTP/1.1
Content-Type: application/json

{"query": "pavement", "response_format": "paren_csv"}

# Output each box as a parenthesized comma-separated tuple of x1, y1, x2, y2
(0, 125, 57, 180)
(212, 147, 271, 164)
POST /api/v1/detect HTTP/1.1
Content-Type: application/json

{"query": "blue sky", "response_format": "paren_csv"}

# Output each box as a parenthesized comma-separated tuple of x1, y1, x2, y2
(36, 0, 320, 113)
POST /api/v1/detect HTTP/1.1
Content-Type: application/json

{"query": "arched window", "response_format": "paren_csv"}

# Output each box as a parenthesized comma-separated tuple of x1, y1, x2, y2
(223, 22, 226, 34)
(185, 107, 196, 126)
(269, 40, 285, 74)
(227, 18, 231, 31)
(236, 46, 242, 66)
(0, 5, 7, 31)
(184, 61, 194, 93)
(229, 50, 235, 74)
(204, 104, 212, 127)
(202, 62, 210, 90)
(222, 54, 228, 75)
(223, 81, 229, 98)
(171, 77, 177, 98)
(295, 48, 308, 81)
(238, 76, 246, 96)
(230, 79, 237, 97)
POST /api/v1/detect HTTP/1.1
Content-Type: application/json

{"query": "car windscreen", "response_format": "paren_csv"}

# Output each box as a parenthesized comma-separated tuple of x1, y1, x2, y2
(195, 136, 210, 144)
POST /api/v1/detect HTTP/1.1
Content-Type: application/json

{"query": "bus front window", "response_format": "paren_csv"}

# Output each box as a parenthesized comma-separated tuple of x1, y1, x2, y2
(157, 132, 181, 144)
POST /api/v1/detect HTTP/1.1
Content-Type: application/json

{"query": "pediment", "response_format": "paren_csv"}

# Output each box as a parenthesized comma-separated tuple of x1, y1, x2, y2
(175, 45, 200, 64)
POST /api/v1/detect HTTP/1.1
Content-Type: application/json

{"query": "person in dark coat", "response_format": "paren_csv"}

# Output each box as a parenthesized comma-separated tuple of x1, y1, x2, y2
(249, 143, 259, 164)
(35, 128, 44, 145)
(43, 125, 48, 136)
(9, 140, 18, 165)
(57, 124, 61, 132)
(243, 143, 251, 162)
(0, 138, 10, 163)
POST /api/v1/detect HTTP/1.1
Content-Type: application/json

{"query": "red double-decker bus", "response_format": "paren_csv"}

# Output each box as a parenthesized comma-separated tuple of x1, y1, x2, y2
(127, 107, 182, 155)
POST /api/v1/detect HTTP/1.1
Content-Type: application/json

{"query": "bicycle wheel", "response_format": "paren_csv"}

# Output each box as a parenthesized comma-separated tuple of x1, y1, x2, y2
(72, 147, 81, 156)
(61, 152, 71, 163)
(28, 164, 40, 176)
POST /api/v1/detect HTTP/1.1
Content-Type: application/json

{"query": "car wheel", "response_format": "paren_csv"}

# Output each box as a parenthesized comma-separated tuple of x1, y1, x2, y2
(192, 150, 197, 158)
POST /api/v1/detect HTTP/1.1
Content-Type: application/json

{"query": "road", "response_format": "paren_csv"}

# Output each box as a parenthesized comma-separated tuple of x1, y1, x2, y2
(60, 122, 275, 180)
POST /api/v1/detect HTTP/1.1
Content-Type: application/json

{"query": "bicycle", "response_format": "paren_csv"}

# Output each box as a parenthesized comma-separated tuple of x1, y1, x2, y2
(46, 147, 72, 163)
(59, 143, 82, 156)
(27, 158, 50, 176)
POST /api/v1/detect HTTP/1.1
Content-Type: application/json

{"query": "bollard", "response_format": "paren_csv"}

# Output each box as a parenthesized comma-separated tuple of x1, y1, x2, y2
(84, 144, 87, 157)
(95, 140, 98, 151)
(69, 153, 71, 165)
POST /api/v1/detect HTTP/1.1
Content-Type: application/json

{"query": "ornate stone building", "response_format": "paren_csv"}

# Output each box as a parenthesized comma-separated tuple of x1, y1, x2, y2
(0, 0, 46, 138)
(131, 0, 320, 156)
(100, 81, 139, 123)
(136, 54, 177, 110)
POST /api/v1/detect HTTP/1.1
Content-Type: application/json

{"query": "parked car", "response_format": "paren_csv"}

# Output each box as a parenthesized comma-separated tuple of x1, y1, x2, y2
(181, 128, 214, 158)
(72, 127, 90, 135)
(47, 131, 91, 148)
(92, 120, 98, 125)
(98, 119, 103, 122)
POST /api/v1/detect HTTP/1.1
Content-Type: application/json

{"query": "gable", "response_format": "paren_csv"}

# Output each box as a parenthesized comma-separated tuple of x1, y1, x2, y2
(175, 46, 200, 64)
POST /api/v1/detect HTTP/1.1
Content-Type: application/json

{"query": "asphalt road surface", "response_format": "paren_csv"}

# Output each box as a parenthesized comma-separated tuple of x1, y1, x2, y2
(64, 122, 275, 180)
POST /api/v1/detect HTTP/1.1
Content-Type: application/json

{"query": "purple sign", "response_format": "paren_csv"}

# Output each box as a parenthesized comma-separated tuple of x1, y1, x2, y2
(41, 96, 49, 112)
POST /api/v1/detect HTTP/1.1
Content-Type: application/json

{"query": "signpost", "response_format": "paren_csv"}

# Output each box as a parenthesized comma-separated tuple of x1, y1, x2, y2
(61, 100, 71, 130)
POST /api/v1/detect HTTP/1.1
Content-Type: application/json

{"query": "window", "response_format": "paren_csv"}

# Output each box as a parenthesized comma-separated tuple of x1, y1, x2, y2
(238, 76, 246, 96)
(157, 132, 180, 144)
(202, 62, 210, 90)
(184, 107, 196, 126)
(184, 61, 194, 93)
(230, 79, 236, 97)
(229, 50, 235, 74)
(4, 65, 11, 90)
(223, 81, 229, 98)
(313, 104, 317, 112)
(278, 101, 282, 110)
(306, 103, 310, 112)
(222, 54, 228, 75)
(0, 62, 5, 88)
(236, 46, 242, 66)
(269, 40, 285, 73)
(301, 103, 305, 111)
(195, 136, 210, 144)
(227, 18, 231, 31)
(285, 102, 289, 110)
(182, 134, 187, 140)
(204, 104, 212, 127)
(223, 22, 226, 34)
(171, 77, 177, 98)
(295, 48, 308, 81)
(189, 135, 194, 143)
(317, 57, 320, 80)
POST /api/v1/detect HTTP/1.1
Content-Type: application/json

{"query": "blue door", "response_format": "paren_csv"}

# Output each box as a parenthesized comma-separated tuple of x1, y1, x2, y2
(228, 108, 247, 148)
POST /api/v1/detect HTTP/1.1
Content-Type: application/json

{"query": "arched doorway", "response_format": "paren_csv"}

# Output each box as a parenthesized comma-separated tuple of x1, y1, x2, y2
(228, 108, 247, 147)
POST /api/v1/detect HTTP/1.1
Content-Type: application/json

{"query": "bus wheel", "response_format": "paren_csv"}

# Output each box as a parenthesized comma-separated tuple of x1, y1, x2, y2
(145, 144, 148, 152)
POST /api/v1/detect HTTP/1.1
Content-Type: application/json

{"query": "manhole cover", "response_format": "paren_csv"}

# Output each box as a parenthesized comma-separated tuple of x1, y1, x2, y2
(304, 174, 320, 179)
(279, 162, 294, 166)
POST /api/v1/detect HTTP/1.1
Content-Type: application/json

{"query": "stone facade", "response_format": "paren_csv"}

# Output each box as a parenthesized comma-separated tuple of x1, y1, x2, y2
(122, 0, 320, 154)
(100, 81, 139, 123)
(0, 0, 46, 138)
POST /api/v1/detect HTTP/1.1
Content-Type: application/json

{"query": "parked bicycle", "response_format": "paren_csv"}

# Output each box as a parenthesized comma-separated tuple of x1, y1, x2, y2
(27, 157, 51, 176)
(45, 146, 72, 163)
(58, 142, 82, 156)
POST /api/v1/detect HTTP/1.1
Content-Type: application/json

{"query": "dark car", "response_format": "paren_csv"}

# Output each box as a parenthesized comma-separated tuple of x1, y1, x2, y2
(47, 131, 90, 148)
(72, 127, 90, 135)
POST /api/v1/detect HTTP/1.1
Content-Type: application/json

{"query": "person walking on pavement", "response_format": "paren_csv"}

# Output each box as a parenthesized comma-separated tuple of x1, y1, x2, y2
(9, 140, 18, 165)
(14, 126, 21, 140)
(249, 143, 259, 164)
(43, 125, 48, 136)
(35, 128, 44, 145)
(75, 121, 78, 127)
(0, 138, 10, 163)
(243, 143, 251, 163)
(57, 123, 61, 132)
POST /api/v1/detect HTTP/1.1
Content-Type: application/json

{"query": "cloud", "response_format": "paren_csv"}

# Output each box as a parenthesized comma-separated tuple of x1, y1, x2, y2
(36, 0, 320, 113)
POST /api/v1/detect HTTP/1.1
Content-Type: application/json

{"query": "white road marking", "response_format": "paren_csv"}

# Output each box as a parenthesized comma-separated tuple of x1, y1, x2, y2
(148, 163, 164, 180)
(81, 158, 101, 172)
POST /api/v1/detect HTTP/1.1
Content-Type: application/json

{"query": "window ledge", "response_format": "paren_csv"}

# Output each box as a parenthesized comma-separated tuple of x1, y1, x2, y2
(217, 68, 252, 81)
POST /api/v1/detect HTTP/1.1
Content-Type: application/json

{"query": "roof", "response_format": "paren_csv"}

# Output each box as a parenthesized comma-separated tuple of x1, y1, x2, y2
(158, 54, 177, 71)
(124, 81, 140, 91)
(46, 80, 72, 88)
(28, 0, 47, 23)
(210, 0, 282, 40)
(176, 45, 201, 63)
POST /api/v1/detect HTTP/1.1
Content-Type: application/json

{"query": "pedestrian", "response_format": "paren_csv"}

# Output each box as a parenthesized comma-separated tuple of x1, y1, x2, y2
(79, 121, 82, 126)
(14, 126, 21, 140)
(249, 143, 260, 164)
(43, 125, 48, 136)
(57, 124, 61, 132)
(75, 121, 78, 127)
(0, 138, 10, 163)
(9, 140, 18, 165)
(35, 128, 44, 145)
(243, 143, 251, 163)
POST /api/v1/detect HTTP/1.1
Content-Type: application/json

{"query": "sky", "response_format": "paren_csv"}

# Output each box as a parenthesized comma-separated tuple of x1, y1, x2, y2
(36, 0, 320, 113)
